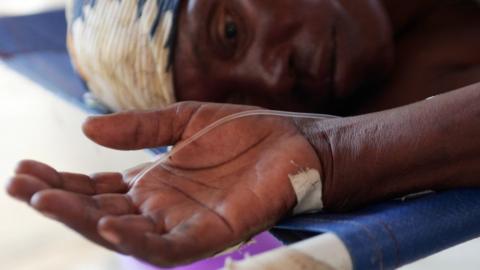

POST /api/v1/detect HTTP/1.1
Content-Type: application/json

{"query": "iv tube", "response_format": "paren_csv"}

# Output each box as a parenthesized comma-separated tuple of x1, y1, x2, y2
(131, 109, 338, 186)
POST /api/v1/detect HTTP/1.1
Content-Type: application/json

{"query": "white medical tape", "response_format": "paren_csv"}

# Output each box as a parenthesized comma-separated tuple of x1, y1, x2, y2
(289, 168, 324, 214)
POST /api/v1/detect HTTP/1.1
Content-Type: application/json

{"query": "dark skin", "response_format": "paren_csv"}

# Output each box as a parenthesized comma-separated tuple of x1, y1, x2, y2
(356, 0, 480, 113)
(174, 0, 480, 114)
(7, 103, 320, 266)
(174, 0, 394, 112)
(6, 0, 480, 267)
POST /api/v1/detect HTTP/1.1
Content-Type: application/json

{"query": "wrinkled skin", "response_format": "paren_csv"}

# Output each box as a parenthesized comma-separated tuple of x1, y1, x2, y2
(6, 0, 480, 267)
(174, 0, 480, 114)
(174, 0, 393, 112)
(7, 102, 321, 267)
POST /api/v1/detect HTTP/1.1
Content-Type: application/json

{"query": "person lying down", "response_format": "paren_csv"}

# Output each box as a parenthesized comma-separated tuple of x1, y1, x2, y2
(7, 0, 480, 268)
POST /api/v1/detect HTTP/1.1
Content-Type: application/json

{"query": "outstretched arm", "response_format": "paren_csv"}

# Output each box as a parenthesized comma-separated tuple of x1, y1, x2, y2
(303, 82, 480, 211)
(7, 103, 320, 267)
(6, 82, 480, 266)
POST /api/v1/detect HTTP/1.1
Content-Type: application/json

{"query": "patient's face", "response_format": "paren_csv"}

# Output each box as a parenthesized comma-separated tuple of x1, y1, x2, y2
(174, 0, 394, 112)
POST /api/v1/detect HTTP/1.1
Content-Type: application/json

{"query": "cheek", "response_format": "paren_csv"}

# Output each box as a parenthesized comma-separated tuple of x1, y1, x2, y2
(342, 0, 392, 54)
(174, 62, 229, 102)
(173, 44, 211, 101)
(333, 0, 394, 95)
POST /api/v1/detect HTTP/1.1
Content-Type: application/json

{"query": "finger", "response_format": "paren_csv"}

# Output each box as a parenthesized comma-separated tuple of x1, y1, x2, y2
(14, 160, 127, 195)
(98, 215, 158, 253)
(59, 172, 128, 195)
(31, 190, 137, 250)
(91, 172, 129, 193)
(152, 214, 236, 265)
(122, 162, 152, 184)
(6, 174, 50, 202)
(99, 211, 235, 266)
(15, 160, 62, 187)
(82, 103, 201, 150)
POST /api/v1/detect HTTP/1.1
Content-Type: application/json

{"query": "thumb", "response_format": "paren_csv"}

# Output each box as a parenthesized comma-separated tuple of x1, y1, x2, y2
(82, 103, 200, 150)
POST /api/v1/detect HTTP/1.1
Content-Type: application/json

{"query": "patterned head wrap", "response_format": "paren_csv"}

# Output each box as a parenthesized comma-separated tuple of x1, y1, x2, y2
(66, 0, 180, 111)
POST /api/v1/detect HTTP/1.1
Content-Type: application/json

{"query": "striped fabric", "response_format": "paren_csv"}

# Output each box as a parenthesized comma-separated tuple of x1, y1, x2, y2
(66, 0, 179, 111)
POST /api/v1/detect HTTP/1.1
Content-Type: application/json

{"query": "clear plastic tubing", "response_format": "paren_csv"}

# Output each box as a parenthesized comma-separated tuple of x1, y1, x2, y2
(132, 109, 339, 185)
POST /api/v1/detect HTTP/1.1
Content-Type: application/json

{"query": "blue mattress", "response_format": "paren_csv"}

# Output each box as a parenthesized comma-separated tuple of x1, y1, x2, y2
(0, 10, 90, 112)
(2, 10, 480, 270)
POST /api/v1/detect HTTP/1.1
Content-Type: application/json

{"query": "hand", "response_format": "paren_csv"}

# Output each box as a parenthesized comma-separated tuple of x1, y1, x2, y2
(6, 102, 321, 267)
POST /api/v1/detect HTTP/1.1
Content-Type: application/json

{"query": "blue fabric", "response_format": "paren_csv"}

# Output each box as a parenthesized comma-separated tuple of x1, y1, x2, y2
(6, 52, 92, 111)
(0, 10, 67, 57)
(276, 189, 480, 269)
(0, 10, 168, 153)
(3, 10, 480, 270)
(0, 10, 94, 113)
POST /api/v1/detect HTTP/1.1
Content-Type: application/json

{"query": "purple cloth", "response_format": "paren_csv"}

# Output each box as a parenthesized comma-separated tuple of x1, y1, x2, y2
(118, 232, 281, 270)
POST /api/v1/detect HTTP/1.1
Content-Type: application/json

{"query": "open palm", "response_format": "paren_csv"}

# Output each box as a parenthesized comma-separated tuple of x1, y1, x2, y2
(7, 102, 321, 267)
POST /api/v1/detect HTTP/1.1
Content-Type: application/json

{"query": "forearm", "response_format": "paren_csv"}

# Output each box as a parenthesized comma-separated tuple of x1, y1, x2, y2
(302, 82, 480, 211)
